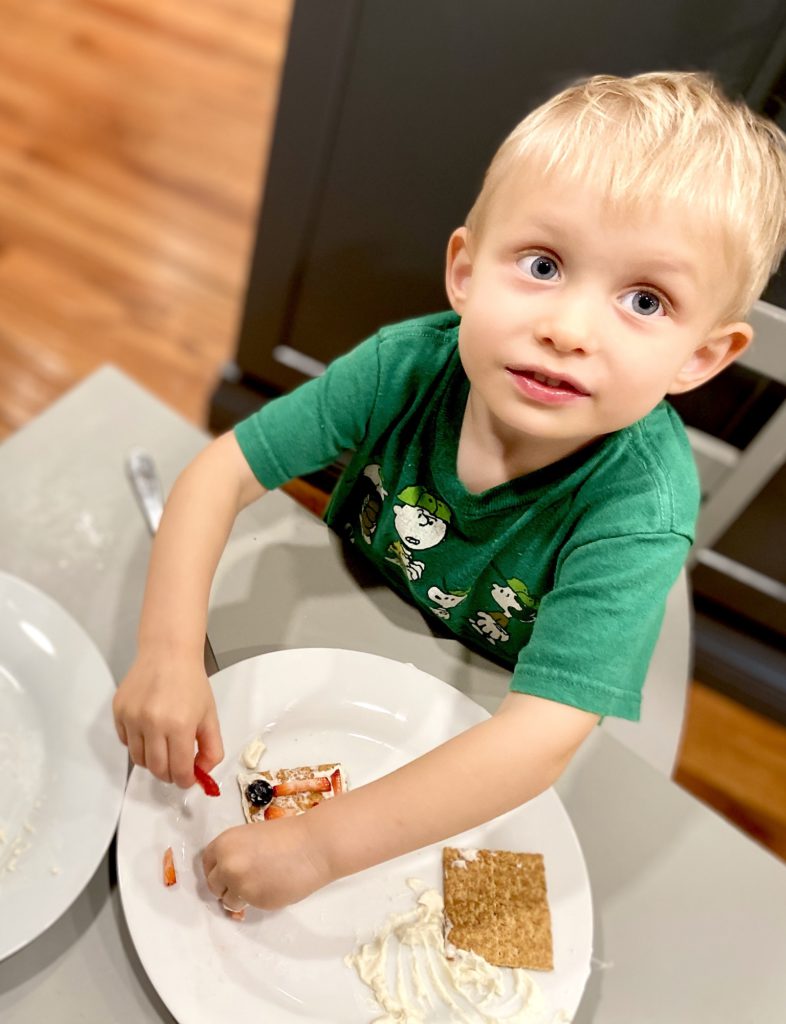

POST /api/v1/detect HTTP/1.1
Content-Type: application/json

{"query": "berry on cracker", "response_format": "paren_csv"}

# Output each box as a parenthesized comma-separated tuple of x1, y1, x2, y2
(238, 763, 347, 824)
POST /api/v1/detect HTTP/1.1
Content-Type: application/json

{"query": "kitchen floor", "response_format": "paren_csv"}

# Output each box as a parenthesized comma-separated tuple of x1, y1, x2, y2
(1, 0, 784, 862)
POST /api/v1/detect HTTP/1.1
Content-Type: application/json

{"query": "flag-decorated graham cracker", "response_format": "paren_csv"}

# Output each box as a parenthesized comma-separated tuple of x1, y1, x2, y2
(238, 763, 346, 822)
(442, 847, 554, 971)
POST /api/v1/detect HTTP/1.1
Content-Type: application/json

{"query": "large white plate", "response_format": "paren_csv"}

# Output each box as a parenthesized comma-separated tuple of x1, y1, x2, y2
(0, 571, 128, 960)
(118, 648, 592, 1022)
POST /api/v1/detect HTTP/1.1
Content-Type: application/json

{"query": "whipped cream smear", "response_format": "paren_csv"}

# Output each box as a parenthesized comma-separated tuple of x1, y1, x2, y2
(345, 878, 566, 1023)
(239, 735, 267, 770)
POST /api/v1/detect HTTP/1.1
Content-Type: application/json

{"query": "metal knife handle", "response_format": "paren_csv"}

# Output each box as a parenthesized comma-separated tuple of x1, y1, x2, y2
(126, 448, 164, 536)
(125, 448, 220, 677)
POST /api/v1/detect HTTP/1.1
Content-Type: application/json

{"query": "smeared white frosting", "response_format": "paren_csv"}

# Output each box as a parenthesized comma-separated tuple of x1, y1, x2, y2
(344, 878, 550, 1023)
(240, 736, 267, 770)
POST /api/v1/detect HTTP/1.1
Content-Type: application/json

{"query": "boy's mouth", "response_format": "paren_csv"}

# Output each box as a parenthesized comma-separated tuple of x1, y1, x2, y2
(506, 365, 591, 405)
(507, 366, 590, 396)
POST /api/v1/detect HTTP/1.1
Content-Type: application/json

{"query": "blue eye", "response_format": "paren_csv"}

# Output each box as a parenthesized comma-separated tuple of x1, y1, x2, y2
(517, 254, 559, 280)
(622, 290, 664, 317)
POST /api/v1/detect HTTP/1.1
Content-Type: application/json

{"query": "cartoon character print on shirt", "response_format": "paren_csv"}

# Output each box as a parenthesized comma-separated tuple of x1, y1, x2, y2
(426, 585, 469, 620)
(385, 485, 451, 581)
(470, 577, 539, 647)
(358, 463, 388, 543)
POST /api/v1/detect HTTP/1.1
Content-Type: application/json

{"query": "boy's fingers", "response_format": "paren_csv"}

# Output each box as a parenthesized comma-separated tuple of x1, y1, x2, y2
(219, 890, 247, 913)
(201, 842, 215, 876)
(144, 736, 172, 783)
(203, 857, 222, 897)
(196, 711, 224, 772)
(127, 731, 146, 768)
(112, 692, 128, 745)
(114, 718, 128, 746)
(169, 733, 198, 789)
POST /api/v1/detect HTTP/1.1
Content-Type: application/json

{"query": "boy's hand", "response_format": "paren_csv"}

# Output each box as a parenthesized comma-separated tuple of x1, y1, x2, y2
(112, 651, 224, 787)
(202, 816, 333, 912)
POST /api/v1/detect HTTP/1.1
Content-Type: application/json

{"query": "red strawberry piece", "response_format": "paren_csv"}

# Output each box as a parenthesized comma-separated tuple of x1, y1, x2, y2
(272, 776, 331, 797)
(194, 763, 220, 797)
(163, 846, 177, 886)
(264, 803, 298, 820)
(329, 768, 343, 795)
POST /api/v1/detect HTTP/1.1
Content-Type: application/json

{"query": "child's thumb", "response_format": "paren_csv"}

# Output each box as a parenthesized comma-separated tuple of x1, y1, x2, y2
(196, 711, 224, 772)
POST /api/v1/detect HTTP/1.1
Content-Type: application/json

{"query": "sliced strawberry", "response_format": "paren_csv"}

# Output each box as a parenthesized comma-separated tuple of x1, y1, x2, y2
(194, 763, 220, 797)
(163, 846, 177, 887)
(272, 776, 331, 797)
(330, 768, 343, 795)
(264, 803, 298, 820)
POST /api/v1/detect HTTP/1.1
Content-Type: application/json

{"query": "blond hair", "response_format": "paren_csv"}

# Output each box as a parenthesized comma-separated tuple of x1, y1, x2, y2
(466, 71, 786, 320)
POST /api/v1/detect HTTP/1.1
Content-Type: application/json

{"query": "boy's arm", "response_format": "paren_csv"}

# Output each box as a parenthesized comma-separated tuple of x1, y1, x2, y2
(319, 691, 597, 875)
(203, 692, 598, 910)
(113, 432, 267, 787)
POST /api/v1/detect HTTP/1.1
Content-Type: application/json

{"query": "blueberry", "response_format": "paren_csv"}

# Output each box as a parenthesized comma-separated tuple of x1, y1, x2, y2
(246, 779, 274, 808)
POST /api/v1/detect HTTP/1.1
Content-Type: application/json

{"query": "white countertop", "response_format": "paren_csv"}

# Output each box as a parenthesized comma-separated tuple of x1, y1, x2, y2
(1, 366, 784, 1022)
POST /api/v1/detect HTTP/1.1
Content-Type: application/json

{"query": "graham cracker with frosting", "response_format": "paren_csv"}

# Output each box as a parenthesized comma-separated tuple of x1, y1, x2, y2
(442, 847, 553, 971)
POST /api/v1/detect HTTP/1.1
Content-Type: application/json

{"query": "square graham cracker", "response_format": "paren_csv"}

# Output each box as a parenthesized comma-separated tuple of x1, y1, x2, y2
(442, 847, 554, 970)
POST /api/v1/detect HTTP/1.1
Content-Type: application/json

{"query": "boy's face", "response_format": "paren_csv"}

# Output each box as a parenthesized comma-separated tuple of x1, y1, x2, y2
(446, 168, 751, 463)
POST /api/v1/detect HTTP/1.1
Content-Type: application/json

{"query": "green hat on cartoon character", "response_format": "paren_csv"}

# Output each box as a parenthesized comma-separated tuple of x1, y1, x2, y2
(396, 486, 452, 524)
(507, 577, 538, 608)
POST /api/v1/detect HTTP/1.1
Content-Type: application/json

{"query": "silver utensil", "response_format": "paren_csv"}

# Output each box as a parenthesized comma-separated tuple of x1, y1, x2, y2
(125, 448, 220, 677)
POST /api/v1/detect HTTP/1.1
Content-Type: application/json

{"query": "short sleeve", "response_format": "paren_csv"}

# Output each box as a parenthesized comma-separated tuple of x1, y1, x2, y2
(233, 333, 382, 489)
(509, 530, 690, 719)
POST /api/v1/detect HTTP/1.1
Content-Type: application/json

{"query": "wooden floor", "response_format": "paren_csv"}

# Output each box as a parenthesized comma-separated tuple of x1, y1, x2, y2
(2, 0, 784, 863)
(0, 0, 290, 434)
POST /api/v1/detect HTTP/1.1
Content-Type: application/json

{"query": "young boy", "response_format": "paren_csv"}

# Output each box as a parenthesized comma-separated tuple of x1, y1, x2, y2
(114, 72, 786, 915)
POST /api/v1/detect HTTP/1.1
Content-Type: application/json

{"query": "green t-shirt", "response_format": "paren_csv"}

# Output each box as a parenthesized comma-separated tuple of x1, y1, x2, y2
(234, 311, 700, 720)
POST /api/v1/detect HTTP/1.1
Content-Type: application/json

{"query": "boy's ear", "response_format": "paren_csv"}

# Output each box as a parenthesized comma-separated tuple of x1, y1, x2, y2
(445, 227, 474, 314)
(668, 322, 754, 394)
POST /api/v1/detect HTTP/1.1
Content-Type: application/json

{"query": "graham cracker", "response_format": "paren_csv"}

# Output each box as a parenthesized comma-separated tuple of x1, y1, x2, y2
(442, 847, 553, 971)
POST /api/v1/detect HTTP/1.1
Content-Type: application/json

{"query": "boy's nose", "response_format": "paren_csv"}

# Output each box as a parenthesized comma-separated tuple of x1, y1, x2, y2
(533, 293, 597, 354)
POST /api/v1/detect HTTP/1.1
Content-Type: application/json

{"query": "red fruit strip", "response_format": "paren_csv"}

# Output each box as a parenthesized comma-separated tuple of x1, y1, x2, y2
(273, 776, 331, 797)
(264, 803, 298, 820)
(330, 768, 342, 795)
(194, 763, 220, 797)
(163, 846, 177, 887)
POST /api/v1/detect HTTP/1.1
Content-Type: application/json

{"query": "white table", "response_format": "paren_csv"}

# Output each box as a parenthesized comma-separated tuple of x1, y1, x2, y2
(1, 367, 784, 1023)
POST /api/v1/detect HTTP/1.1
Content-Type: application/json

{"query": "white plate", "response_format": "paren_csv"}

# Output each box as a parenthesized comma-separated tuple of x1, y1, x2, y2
(118, 649, 593, 1022)
(0, 571, 128, 960)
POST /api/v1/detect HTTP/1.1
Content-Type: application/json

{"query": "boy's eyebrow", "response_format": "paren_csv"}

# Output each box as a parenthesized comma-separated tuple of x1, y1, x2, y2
(508, 217, 704, 293)
(634, 257, 700, 285)
(511, 222, 701, 281)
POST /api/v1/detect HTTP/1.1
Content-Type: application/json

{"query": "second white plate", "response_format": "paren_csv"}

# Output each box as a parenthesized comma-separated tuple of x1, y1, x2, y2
(0, 572, 128, 961)
(117, 648, 592, 1022)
